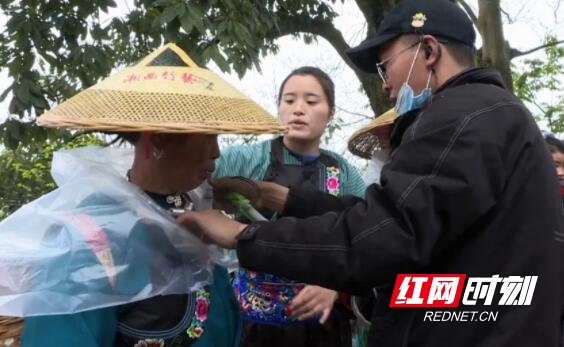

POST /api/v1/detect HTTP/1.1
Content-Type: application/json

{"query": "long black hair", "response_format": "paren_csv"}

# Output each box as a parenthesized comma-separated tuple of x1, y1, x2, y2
(545, 133, 564, 154)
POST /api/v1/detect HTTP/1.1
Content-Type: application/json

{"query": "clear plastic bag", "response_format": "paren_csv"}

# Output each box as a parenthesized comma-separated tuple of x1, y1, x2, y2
(363, 149, 390, 185)
(184, 179, 239, 270)
(0, 146, 213, 317)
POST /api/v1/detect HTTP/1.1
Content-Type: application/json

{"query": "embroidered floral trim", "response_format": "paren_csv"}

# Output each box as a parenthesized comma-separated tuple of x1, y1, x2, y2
(326, 166, 340, 196)
(235, 269, 306, 324)
(133, 338, 165, 347)
(186, 289, 210, 339)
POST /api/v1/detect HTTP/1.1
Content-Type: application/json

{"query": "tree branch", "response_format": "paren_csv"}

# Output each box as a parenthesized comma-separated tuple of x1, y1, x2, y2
(340, 117, 374, 127)
(267, 15, 351, 64)
(532, 99, 547, 115)
(510, 39, 564, 59)
(266, 12, 389, 115)
(458, 1, 478, 26)
(336, 106, 371, 120)
(499, 7, 514, 24)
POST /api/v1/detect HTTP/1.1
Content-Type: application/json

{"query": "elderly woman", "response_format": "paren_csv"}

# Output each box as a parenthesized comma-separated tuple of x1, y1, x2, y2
(10, 44, 285, 347)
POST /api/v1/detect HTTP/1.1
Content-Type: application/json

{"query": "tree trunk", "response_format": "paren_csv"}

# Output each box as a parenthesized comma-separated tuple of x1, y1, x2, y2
(477, 0, 513, 91)
(344, 0, 400, 116)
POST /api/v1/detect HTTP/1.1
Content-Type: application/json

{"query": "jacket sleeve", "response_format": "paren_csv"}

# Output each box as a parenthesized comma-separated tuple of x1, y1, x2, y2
(237, 113, 508, 294)
(281, 188, 364, 218)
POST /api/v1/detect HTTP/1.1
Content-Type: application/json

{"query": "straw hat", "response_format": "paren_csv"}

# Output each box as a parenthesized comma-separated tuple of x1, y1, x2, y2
(0, 316, 22, 346)
(347, 108, 398, 159)
(38, 44, 286, 134)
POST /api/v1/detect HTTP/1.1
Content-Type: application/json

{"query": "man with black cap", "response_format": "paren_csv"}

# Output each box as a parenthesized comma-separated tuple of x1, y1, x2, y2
(179, 0, 564, 345)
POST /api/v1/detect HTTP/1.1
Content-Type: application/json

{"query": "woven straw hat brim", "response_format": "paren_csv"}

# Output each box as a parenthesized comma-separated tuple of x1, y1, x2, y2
(348, 108, 398, 159)
(38, 89, 286, 134)
(38, 44, 286, 135)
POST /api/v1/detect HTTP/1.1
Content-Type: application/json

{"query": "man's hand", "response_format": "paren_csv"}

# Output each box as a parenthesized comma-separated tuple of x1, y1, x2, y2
(288, 285, 338, 324)
(176, 209, 247, 249)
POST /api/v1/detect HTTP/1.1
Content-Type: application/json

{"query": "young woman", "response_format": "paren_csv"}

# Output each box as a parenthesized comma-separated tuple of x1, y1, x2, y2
(11, 43, 284, 347)
(214, 66, 366, 347)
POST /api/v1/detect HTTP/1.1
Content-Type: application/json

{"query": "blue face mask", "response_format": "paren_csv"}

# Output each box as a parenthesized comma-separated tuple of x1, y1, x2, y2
(394, 43, 433, 116)
(394, 81, 432, 116)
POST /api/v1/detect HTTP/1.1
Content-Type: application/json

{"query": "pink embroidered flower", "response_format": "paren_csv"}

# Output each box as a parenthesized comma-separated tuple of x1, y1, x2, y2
(326, 166, 340, 196)
(185, 289, 209, 339)
(326, 177, 339, 191)
(195, 298, 209, 320)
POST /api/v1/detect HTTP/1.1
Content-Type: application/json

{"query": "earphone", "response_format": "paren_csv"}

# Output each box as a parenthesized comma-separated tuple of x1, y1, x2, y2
(424, 45, 433, 59)
(424, 42, 443, 59)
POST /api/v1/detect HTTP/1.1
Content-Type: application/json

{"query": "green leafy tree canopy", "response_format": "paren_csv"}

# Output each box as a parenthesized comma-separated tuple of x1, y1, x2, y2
(513, 35, 564, 134)
(0, 132, 103, 220)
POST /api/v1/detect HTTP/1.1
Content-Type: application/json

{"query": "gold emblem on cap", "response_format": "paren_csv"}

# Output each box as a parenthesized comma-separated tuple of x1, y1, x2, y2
(411, 13, 427, 28)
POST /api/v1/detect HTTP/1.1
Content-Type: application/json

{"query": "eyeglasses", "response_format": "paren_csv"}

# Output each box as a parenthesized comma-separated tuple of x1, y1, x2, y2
(375, 40, 421, 83)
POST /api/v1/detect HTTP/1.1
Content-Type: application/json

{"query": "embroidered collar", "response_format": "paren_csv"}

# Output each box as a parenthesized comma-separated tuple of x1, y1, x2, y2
(126, 170, 193, 216)
(144, 191, 194, 215)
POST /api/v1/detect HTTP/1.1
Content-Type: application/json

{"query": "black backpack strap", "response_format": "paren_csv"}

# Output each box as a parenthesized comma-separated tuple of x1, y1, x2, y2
(264, 137, 285, 180)
(318, 150, 339, 169)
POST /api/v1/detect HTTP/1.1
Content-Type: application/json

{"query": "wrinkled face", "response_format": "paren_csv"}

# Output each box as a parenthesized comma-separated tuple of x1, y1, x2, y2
(377, 37, 429, 101)
(278, 75, 333, 143)
(552, 151, 564, 182)
(157, 134, 219, 191)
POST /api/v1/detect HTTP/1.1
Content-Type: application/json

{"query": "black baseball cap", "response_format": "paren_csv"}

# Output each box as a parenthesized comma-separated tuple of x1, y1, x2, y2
(347, 0, 476, 73)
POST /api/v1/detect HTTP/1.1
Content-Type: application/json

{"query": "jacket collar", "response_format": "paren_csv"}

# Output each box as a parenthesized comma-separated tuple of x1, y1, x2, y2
(435, 67, 506, 94)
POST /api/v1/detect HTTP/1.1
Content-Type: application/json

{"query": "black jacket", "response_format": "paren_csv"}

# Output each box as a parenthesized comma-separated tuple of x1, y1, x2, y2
(236, 68, 564, 346)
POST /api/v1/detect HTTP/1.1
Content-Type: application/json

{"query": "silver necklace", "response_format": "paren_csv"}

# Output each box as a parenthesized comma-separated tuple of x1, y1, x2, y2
(127, 169, 193, 216)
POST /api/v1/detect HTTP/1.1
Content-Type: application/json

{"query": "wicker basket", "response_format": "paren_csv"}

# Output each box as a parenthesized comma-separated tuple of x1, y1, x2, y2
(347, 108, 398, 159)
(0, 317, 23, 347)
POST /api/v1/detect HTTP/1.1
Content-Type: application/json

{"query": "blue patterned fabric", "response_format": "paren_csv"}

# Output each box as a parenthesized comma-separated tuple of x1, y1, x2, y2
(233, 270, 306, 325)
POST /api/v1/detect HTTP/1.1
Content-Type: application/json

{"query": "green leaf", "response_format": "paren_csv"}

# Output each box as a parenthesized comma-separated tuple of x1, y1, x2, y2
(234, 22, 253, 44)
(186, 3, 204, 19)
(179, 13, 194, 34)
(186, 4, 205, 33)
(211, 48, 230, 72)
(8, 95, 24, 115)
(159, 5, 180, 25)
(14, 82, 31, 105)
(6, 120, 22, 141)
(153, 0, 173, 7)
(3, 131, 19, 150)
(31, 94, 49, 109)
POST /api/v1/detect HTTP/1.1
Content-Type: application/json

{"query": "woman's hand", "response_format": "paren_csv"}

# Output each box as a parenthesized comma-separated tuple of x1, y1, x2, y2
(288, 285, 338, 324)
(210, 177, 262, 212)
(176, 209, 247, 249)
(210, 177, 289, 213)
